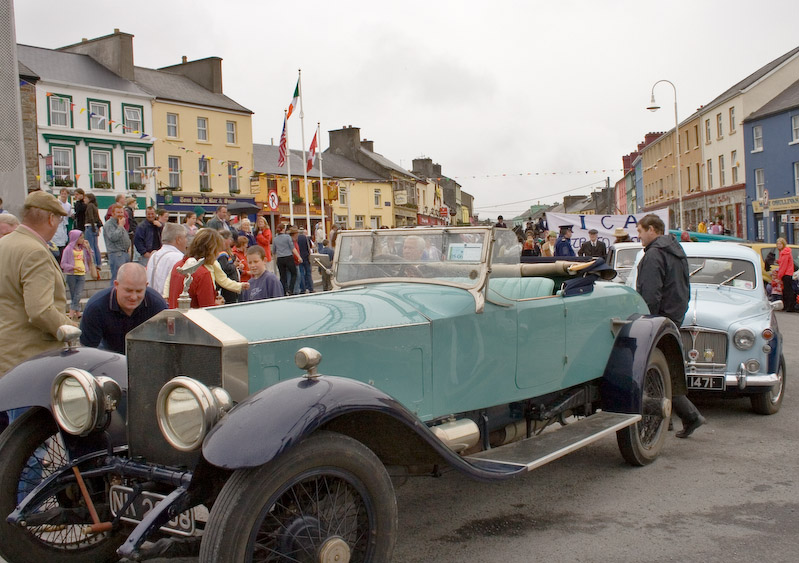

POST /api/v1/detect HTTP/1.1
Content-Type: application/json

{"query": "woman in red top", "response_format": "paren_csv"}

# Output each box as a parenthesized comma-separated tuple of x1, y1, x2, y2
(255, 216, 272, 262)
(168, 228, 224, 309)
(775, 237, 796, 312)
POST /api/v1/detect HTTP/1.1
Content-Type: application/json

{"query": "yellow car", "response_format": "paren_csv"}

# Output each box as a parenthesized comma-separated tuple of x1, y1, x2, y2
(739, 242, 799, 283)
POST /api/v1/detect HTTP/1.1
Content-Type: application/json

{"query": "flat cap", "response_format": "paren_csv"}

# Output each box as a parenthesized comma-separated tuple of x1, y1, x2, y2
(24, 190, 67, 216)
(588, 228, 598, 234)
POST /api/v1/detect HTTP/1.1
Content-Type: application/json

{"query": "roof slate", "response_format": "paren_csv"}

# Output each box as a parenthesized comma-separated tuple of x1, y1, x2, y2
(359, 147, 420, 180)
(133, 66, 252, 114)
(744, 77, 799, 122)
(16, 44, 150, 96)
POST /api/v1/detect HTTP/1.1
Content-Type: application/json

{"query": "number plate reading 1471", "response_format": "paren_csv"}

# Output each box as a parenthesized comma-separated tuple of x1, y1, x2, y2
(109, 485, 196, 536)
(687, 375, 725, 390)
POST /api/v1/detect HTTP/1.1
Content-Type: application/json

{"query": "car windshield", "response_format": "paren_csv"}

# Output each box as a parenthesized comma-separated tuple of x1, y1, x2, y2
(687, 257, 757, 289)
(334, 227, 503, 288)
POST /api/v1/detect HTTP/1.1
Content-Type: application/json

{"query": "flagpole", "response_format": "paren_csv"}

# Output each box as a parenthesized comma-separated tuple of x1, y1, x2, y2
(298, 69, 311, 231)
(286, 109, 293, 225)
(317, 122, 325, 238)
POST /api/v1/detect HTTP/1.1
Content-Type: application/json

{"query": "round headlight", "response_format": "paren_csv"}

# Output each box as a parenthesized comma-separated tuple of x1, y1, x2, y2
(51, 369, 121, 436)
(157, 377, 232, 452)
(733, 328, 755, 350)
(745, 359, 761, 373)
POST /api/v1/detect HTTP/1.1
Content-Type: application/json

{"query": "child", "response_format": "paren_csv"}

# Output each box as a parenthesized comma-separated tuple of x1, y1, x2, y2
(241, 245, 284, 301)
(232, 235, 251, 282)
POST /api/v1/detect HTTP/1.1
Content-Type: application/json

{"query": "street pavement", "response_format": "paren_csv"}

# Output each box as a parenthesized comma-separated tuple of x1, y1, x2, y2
(3, 311, 798, 563)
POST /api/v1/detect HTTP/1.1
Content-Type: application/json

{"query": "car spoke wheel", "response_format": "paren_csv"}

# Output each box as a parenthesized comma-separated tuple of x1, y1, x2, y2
(200, 431, 397, 563)
(0, 408, 122, 563)
(751, 355, 785, 415)
(617, 348, 672, 466)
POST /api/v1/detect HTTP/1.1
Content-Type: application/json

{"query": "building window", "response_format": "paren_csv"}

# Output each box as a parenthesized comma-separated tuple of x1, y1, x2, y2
(267, 178, 278, 191)
(755, 168, 765, 200)
(339, 186, 348, 206)
(49, 94, 71, 127)
(291, 179, 300, 200)
(694, 125, 699, 148)
(226, 121, 237, 144)
(716, 113, 723, 138)
(687, 164, 693, 191)
(126, 153, 145, 187)
(123, 105, 142, 134)
(354, 215, 365, 229)
(752, 125, 763, 151)
(696, 164, 701, 190)
(168, 156, 181, 188)
(705, 119, 711, 143)
(718, 154, 725, 186)
(729, 107, 736, 133)
(88, 100, 109, 131)
(684, 131, 690, 153)
(166, 113, 179, 138)
(706, 159, 713, 189)
(731, 151, 738, 184)
(374, 189, 381, 207)
(334, 214, 348, 227)
(51, 146, 74, 182)
(197, 117, 208, 141)
(90, 149, 112, 188)
(792, 115, 799, 143)
(199, 158, 210, 191)
(228, 161, 239, 193)
(794, 162, 799, 194)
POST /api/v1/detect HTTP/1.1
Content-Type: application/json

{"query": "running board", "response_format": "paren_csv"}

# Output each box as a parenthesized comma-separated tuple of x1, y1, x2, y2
(466, 411, 641, 472)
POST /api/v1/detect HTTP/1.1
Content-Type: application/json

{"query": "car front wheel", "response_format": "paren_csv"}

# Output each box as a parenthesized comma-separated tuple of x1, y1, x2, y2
(200, 430, 397, 563)
(0, 407, 122, 563)
(751, 355, 785, 415)
(616, 348, 672, 466)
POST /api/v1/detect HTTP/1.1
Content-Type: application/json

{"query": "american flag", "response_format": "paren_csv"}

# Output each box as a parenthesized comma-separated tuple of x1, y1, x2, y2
(277, 116, 288, 167)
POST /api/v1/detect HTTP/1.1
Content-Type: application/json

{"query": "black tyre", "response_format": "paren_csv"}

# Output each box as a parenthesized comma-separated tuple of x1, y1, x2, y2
(617, 348, 672, 466)
(200, 430, 397, 563)
(0, 408, 122, 563)
(751, 355, 786, 415)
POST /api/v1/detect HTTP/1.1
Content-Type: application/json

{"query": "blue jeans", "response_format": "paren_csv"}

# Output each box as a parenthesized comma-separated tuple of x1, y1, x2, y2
(299, 262, 314, 293)
(84, 225, 101, 266)
(65, 274, 85, 311)
(108, 250, 129, 284)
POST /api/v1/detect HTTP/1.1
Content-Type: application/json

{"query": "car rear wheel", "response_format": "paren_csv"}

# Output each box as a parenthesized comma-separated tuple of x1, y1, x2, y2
(617, 348, 672, 466)
(200, 430, 397, 563)
(751, 355, 785, 415)
(0, 407, 122, 563)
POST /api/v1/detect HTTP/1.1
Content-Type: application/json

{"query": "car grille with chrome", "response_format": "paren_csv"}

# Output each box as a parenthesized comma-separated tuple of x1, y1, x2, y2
(681, 328, 728, 374)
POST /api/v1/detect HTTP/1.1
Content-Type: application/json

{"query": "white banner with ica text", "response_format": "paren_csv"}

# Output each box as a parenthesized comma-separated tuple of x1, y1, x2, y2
(545, 211, 670, 254)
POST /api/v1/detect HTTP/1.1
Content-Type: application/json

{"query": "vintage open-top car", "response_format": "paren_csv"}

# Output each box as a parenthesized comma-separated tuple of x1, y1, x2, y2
(627, 241, 784, 415)
(0, 226, 685, 563)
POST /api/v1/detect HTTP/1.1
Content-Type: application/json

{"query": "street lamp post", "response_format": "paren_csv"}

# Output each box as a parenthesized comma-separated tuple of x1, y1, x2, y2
(647, 80, 683, 231)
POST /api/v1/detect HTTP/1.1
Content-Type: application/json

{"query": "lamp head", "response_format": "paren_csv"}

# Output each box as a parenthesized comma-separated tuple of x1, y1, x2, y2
(646, 93, 660, 112)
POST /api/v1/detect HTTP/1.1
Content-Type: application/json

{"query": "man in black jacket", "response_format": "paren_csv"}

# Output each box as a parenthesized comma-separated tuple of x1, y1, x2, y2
(578, 228, 607, 259)
(636, 213, 705, 438)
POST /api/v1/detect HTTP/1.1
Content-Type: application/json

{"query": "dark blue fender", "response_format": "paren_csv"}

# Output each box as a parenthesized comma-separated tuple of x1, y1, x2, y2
(0, 347, 128, 455)
(203, 376, 527, 482)
(601, 314, 685, 414)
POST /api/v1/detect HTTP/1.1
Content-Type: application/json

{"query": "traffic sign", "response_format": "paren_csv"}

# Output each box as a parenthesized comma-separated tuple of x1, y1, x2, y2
(268, 190, 279, 211)
(762, 189, 769, 209)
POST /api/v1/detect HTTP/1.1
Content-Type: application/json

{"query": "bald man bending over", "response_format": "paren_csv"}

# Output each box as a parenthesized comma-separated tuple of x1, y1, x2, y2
(80, 262, 167, 354)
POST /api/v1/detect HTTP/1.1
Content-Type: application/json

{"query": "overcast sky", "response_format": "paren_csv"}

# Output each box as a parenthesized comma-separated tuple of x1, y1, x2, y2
(13, 0, 799, 220)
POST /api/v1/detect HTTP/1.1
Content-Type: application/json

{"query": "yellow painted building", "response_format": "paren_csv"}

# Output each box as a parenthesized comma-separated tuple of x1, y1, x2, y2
(328, 179, 394, 229)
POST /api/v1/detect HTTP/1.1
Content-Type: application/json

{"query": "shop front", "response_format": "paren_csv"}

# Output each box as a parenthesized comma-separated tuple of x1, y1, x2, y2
(155, 192, 260, 222)
(752, 196, 799, 243)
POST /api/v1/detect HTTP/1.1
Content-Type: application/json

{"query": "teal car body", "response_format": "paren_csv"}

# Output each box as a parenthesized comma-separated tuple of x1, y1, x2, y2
(0, 226, 684, 562)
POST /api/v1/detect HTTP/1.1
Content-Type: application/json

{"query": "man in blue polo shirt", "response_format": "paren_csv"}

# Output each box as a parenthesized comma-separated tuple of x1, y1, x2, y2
(80, 263, 166, 354)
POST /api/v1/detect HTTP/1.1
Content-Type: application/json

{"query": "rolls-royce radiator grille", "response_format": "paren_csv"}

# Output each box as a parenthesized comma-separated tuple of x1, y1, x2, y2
(680, 329, 728, 374)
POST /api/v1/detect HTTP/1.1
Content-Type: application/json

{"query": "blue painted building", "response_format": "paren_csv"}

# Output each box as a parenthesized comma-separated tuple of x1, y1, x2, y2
(743, 78, 799, 243)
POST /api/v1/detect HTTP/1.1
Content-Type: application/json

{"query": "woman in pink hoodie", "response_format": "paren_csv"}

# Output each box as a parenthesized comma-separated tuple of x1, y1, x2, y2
(775, 237, 796, 312)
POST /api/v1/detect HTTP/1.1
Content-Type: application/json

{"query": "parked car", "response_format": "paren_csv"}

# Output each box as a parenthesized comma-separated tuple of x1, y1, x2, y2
(606, 241, 644, 283)
(627, 242, 784, 415)
(0, 227, 685, 563)
(738, 242, 799, 284)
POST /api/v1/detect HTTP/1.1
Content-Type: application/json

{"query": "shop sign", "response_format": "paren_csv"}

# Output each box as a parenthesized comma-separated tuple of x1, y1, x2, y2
(753, 195, 799, 213)
(394, 190, 408, 205)
(250, 177, 261, 194)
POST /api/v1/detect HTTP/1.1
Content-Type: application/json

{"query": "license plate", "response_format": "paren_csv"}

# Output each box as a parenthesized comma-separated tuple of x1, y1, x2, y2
(687, 375, 725, 390)
(109, 485, 195, 536)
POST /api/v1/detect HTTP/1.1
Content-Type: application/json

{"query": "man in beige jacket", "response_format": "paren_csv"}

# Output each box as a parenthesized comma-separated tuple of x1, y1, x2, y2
(0, 191, 74, 377)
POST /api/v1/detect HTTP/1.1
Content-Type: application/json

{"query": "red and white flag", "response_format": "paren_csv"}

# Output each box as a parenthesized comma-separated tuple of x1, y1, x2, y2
(286, 80, 300, 120)
(306, 131, 318, 172)
(277, 115, 288, 167)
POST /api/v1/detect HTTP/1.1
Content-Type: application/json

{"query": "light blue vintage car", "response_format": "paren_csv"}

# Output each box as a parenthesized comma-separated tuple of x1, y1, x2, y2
(0, 227, 685, 563)
(627, 241, 784, 415)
